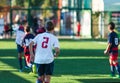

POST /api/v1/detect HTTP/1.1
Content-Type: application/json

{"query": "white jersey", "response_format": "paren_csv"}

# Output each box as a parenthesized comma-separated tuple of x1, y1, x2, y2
(32, 32, 60, 64)
(12, 24, 25, 46)
(15, 30, 25, 46)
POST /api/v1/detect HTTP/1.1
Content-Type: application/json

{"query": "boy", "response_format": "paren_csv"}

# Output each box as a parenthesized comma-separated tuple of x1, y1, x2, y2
(104, 22, 120, 77)
(29, 21, 60, 83)
(22, 26, 36, 73)
(76, 21, 81, 37)
(36, 19, 46, 35)
(12, 20, 28, 72)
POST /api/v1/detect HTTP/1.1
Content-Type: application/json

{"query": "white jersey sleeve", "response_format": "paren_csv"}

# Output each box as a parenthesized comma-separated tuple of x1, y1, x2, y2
(12, 24, 19, 31)
(32, 35, 39, 44)
(15, 31, 25, 46)
(53, 37, 60, 48)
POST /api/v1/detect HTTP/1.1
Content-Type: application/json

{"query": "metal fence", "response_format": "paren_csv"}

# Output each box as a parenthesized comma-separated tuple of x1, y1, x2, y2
(10, 8, 92, 37)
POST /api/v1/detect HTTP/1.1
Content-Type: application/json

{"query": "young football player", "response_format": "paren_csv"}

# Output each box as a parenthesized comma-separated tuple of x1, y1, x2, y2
(12, 20, 28, 72)
(104, 22, 120, 78)
(32, 18, 46, 35)
(29, 21, 60, 83)
(36, 19, 46, 35)
(22, 26, 36, 73)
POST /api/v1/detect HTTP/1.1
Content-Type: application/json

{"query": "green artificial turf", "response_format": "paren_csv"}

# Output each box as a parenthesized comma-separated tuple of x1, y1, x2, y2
(0, 39, 120, 83)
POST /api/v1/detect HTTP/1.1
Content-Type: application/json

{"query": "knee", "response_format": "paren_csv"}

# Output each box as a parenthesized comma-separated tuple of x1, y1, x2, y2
(45, 75, 51, 83)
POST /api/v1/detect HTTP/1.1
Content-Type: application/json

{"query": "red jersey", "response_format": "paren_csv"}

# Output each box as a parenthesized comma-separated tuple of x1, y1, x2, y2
(77, 23, 81, 32)
(36, 27, 46, 35)
(4, 24, 9, 32)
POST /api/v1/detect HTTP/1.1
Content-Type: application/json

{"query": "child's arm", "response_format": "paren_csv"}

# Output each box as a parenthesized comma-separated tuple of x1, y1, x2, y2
(29, 41, 35, 62)
(104, 43, 111, 54)
(54, 47, 60, 57)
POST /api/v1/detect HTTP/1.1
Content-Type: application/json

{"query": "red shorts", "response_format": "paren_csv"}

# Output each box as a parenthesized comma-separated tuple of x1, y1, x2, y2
(109, 53, 118, 60)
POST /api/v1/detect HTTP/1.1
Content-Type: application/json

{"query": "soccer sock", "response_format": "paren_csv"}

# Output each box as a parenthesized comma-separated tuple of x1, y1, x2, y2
(45, 82, 49, 83)
(114, 63, 120, 75)
(36, 78, 43, 83)
(32, 64, 37, 73)
(110, 64, 115, 75)
(24, 57, 27, 67)
(19, 57, 23, 70)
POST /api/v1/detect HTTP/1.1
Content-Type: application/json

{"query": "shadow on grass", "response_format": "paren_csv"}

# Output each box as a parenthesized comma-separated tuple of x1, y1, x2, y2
(54, 58, 109, 75)
(0, 49, 17, 56)
(0, 38, 107, 42)
(1, 39, 120, 83)
(59, 38, 107, 42)
(0, 48, 108, 72)
(0, 49, 28, 71)
(0, 47, 118, 83)
(0, 39, 15, 42)
(60, 49, 105, 57)
(0, 49, 110, 75)
(74, 78, 120, 83)
(0, 71, 31, 83)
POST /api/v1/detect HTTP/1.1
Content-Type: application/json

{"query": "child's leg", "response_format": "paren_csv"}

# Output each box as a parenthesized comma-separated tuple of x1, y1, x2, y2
(109, 59, 115, 76)
(17, 45, 24, 71)
(44, 75, 51, 83)
(24, 56, 28, 67)
(18, 52, 23, 71)
(113, 60, 120, 75)
(36, 76, 44, 83)
(111, 54, 120, 76)
(110, 63, 115, 76)
(24, 55, 30, 67)
(44, 61, 54, 83)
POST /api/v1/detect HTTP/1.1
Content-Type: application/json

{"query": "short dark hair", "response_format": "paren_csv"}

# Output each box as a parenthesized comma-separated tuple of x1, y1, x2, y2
(25, 26, 30, 32)
(45, 21, 54, 31)
(22, 20, 28, 25)
(108, 22, 115, 30)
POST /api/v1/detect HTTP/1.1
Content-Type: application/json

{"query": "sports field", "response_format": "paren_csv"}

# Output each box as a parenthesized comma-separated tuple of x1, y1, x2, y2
(0, 39, 120, 83)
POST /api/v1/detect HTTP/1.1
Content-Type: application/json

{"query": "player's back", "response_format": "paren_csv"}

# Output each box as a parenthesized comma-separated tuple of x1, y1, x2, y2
(33, 32, 59, 64)
(15, 26, 25, 45)
(109, 31, 119, 47)
(109, 31, 119, 53)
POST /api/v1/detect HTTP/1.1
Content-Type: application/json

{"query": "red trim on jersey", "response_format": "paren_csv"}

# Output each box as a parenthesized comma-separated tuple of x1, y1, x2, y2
(112, 47, 118, 51)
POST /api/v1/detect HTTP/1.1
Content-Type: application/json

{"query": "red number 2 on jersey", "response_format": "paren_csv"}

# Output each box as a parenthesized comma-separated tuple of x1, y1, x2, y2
(42, 37, 49, 48)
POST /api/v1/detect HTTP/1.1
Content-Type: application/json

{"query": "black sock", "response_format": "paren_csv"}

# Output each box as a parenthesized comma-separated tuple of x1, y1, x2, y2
(110, 65, 115, 75)
(115, 64, 120, 75)
(19, 58, 23, 70)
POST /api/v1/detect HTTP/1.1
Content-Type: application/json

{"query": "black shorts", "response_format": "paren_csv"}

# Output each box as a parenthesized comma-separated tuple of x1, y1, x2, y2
(36, 61, 54, 76)
(17, 44, 24, 53)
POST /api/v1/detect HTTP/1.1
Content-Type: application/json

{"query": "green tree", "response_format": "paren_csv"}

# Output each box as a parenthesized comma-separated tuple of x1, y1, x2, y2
(92, 12, 101, 38)
(0, 0, 7, 6)
(13, 0, 58, 8)
(31, 0, 44, 7)
(16, 0, 24, 7)
(12, 0, 58, 20)
(41, 0, 58, 18)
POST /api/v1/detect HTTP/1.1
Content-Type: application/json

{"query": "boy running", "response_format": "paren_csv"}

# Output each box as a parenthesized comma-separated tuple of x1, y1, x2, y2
(12, 20, 28, 72)
(29, 21, 60, 83)
(22, 26, 35, 68)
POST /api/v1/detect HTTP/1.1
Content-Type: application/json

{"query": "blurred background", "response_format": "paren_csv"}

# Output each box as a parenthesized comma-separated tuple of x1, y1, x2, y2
(0, 0, 120, 39)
